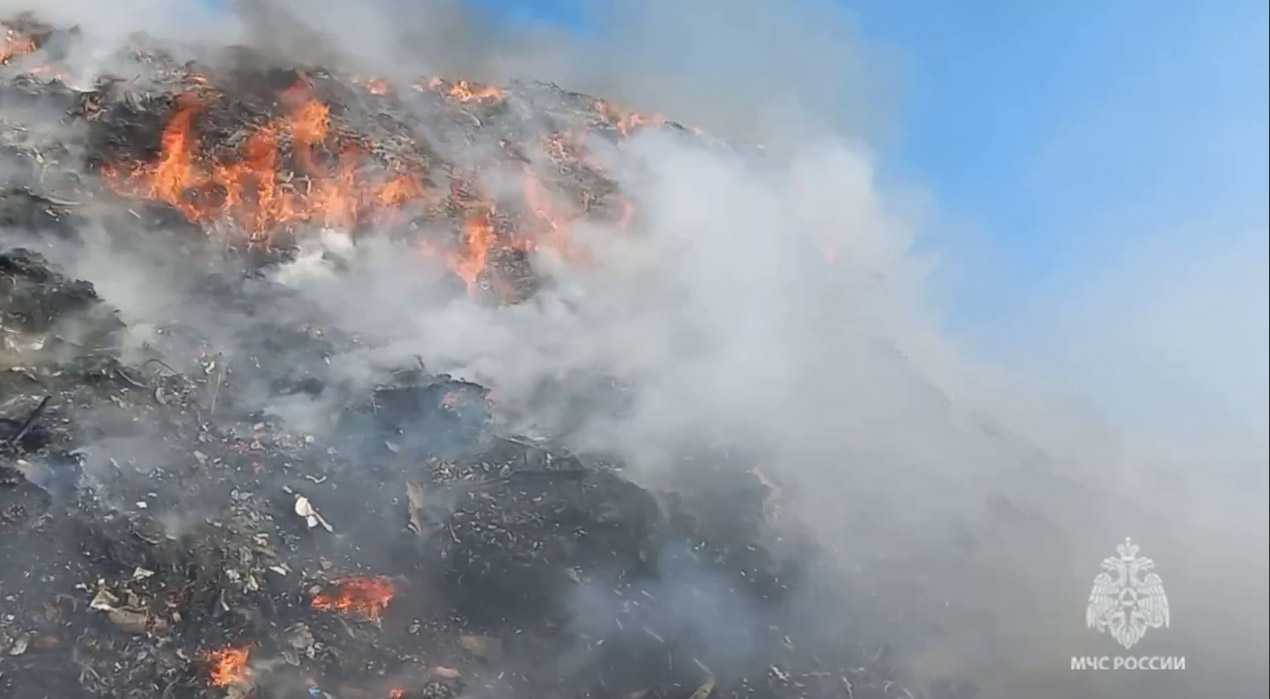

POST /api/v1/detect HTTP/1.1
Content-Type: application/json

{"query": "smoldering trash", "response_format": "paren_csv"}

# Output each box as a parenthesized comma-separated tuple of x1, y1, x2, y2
(0, 13, 933, 699)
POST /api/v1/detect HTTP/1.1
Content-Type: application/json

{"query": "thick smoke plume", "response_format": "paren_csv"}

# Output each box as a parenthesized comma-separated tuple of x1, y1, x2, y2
(2, 1, 1266, 698)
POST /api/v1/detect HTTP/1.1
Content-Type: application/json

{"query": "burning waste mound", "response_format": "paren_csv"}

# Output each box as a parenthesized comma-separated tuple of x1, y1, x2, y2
(0, 15, 924, 699)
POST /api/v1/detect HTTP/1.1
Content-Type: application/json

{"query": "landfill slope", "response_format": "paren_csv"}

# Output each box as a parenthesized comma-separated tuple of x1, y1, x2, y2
(0, 15, 924, 699)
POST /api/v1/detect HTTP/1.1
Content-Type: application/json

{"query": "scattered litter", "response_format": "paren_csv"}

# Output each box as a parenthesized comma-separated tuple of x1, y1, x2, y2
(294, 495, 334, 532)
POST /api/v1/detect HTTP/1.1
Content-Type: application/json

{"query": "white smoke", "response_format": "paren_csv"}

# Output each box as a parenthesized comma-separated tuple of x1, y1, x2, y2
(3, 1, 1265, 697)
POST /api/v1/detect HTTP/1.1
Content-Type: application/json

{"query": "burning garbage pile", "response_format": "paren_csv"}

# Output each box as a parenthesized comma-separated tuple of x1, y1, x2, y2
(0, 14, 923, 699)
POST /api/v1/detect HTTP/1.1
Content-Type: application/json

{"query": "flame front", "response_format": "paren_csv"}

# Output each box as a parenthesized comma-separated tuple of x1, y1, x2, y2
(593, 99, 664, 137)
(425, 76, 503, 103)
(203, 645, 251, 687)
(103, 77, 642, 292)
(311, 576, 397, 619)
(615, 111, 665, 137)
(104, 88, 429, 241)
(446, 214, 497, 288)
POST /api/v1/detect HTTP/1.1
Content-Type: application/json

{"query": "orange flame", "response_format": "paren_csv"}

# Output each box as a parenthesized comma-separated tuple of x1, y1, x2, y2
(423, 76, 503, 103)
(355, 76, 392, 95)
(539, 130, 635, 232)
(446, 215, 497, 288)
(376, 173, 427, 208)
(388, 690, 406, 699)
(203, 645, 251, 687)
(0, 25, 37, 65)
(103, 78, 624, 292)
(593, 99, 664, 137)
(104, 88, 429, 241)
(543, 129, 606, 172)
(615, 112, 665, 137)
(448, 78, 503, 103)
(519, 168, 594, 265)
(311, 576, 397, 619)
(521, 170, 561, 238)
(290, 97, 329, 148)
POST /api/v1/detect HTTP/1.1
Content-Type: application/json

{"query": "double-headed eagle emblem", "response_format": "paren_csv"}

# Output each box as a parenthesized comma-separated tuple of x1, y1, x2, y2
(1085, 537, 1170, 649)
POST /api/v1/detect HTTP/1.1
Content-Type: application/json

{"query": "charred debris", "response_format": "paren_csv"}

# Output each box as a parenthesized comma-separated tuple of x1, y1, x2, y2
(1, 16, 929, 699)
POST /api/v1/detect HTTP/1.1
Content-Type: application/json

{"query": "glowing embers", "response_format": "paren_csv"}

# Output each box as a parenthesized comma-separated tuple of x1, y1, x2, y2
(102, 88, 429, 241)
(422, 76, 504, 103)
(418, 171, 579, 299)
(519, 166, 590, 264)
(542, 129, 602, 170)
(311, 575, 397, 619)
(538, 130, 638, 234)
(0, 23, 37, 65)
(202, 645, 252, 687)
(416, 208, 530, 302)
(353, 76, 392, 95)
(592, 99, 666, 137)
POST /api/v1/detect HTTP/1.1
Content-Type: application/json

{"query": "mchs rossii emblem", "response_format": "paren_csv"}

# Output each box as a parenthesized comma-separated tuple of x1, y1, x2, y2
(1085, 537, 1170, 649)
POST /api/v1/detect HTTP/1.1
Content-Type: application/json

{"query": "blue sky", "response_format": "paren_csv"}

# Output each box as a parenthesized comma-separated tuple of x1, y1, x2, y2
(840, 0, 1266, 445)
(468, 0, 1268, 331)
(845, 0, 1268, 323)
(457, 0, 1266, 449)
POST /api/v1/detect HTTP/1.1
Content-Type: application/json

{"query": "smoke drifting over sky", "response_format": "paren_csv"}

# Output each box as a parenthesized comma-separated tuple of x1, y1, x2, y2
(2, 1, 1266, 697)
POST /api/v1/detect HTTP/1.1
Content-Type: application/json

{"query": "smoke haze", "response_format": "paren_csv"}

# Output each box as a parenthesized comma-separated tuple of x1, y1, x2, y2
(2, 1, 1266, 698)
